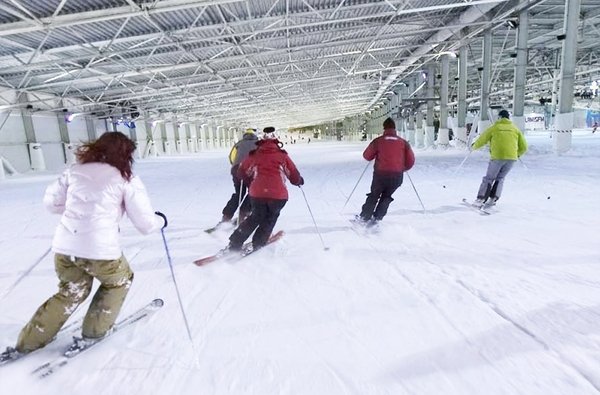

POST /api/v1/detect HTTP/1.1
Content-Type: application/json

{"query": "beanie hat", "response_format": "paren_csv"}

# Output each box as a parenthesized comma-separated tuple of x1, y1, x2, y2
(262, 126, 277, 139)
(383, 117, 396, 129)
(498, 109, 510, 119)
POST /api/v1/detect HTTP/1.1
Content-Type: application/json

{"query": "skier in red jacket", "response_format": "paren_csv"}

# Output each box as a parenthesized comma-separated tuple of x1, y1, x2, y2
(358, 117, 415, 224)
(228, 127, 304, 251)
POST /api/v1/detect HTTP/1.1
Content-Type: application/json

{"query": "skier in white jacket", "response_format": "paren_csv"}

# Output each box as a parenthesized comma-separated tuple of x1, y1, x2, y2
(2, 131, 166, 358)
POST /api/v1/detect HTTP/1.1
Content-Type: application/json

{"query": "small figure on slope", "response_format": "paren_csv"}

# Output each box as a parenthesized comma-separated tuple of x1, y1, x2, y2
(221, 127, 259, 223)
(470, 109, 528, 209)
(228, 127, 303, 252)
(1, 132, 165, 362)
(357, 117, 415, 225)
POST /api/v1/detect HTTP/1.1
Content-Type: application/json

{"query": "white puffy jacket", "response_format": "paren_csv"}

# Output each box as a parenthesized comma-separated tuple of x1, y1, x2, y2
(43, 162, 162, 260)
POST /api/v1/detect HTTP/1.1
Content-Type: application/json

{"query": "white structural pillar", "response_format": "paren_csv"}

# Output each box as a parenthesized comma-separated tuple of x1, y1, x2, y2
(207, 123, 215, 150)
(186, 124, 196, 153)
(144, 117, 158, 158)
(215, 125, 223, 147)
(57, 108, 75, 165)
(415, 111, 424, 148)
(455, 45, 468, 147)
(176, 119, 188, 154)
(196, 123, 205, 151)
(85, 116, 96, 141)
(554, 0, 581, 153)
(512, 9, 529, 132)
(161, 122, 171, 155)
(19, 94, 46, 171)
(406, 114, 415, 145)
(478, 30, 493, 134)
(438, 55, 450, 145)
(425, 63, 435, 148)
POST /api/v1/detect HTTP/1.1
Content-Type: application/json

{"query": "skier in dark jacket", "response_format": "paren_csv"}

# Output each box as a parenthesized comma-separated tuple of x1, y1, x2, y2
(228, 127, 303, 251)
(358, 117, 415, 224)
(221, 128, 259, 223)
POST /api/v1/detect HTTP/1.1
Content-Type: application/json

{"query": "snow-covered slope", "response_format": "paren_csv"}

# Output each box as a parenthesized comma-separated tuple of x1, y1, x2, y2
(1, 130, 599, 394)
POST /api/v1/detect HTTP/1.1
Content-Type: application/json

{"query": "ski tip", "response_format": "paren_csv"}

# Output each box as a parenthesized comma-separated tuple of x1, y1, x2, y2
(194, 257, 215, 266)
(151, 298, 165, 307)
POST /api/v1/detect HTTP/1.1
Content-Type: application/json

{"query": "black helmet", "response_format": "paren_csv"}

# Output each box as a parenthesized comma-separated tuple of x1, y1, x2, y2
(498, 109, 510, 119)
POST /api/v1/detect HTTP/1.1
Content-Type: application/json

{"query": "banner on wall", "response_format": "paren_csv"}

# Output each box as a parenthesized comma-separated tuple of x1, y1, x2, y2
(586, 110, 600, 128)
(524, 113, 545, 130)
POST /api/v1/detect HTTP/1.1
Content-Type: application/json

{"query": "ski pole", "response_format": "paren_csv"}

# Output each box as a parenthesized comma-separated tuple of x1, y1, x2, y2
(236, 179, 244, 226)
(519, 158, 551, 200)
(406, 173, 426, 212)
(299, 186, 330, 251)
(341, 161, 372, 212)
(442, 150, 472, 189)
(158, 220, 195, 346)
(0, 247, 51, 301)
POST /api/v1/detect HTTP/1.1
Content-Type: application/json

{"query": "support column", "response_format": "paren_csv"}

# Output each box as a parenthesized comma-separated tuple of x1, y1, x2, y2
(512, 9, 529, 132)
(415, 111, 424, 148)
(19, 94, 46, 171)
(406, 79, 416, 145)
(456, 46, 468, 147)
(438, 55, 450, 146)
(144, 116, 157, 158)
(216, 125, 223, 147)
(176, 120, 188, 154)
(415, 76, 425, 148)
(85, 116, 96, 142)
(478, 30, 493, 133)
(57, 109, 75, 165)
(161, 122, 170, 155)
(425, 64, 435, 147)
(554, 0, 581, 153)
(196, 123, 205, 151)
(406, 113, 415, 145)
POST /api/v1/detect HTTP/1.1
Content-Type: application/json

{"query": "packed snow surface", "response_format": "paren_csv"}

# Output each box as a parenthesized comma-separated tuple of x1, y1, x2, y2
(1, 130, 599, 394)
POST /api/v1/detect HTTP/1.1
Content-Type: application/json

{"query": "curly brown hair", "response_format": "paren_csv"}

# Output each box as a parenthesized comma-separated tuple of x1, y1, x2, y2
(75, 132, 137, 180)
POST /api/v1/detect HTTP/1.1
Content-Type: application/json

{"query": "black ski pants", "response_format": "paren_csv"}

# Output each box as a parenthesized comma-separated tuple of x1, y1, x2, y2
(229, 198, 287, 249)
(222, 165, 252, 220)
(360, 172, 403, 221)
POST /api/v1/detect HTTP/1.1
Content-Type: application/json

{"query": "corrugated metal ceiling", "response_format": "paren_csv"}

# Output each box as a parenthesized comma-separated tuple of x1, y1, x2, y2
(0, 0, 598, 128)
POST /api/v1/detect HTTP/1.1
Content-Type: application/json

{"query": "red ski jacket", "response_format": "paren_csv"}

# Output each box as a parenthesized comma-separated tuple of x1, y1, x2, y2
(363, 129, 415, 174)
(237, 139, 302, 200)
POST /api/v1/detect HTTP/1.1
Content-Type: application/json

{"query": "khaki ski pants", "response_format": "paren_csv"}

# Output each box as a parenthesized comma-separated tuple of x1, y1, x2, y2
(16, 253, 133, 353)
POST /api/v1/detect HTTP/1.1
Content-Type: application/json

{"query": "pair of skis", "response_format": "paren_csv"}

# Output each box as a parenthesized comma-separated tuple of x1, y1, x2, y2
(349, 218, 381, 234)
(194, 230, 285, 266)
(461, 198, 494, 215)
(1, 298, 164, 378)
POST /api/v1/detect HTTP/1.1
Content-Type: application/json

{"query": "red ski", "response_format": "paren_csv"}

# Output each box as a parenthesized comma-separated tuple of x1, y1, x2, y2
(194, 230, 285, 266)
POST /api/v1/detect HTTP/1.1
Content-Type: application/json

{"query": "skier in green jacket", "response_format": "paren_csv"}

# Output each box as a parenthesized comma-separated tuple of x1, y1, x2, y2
(470, 109, 528, 208)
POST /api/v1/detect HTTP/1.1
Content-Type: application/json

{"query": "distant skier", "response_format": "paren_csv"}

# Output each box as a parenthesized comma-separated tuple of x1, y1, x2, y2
(221, 127, 259, 223)
(1, 132, 165, 361)
(470, 109, 528, 208)
(357, 117, 415, 224)
(228, 127, 303, 251)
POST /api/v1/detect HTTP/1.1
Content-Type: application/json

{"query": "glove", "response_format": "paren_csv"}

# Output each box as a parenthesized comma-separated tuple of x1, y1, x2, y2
(155, 211, 168, 229)
(294, 176, 305, 186)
